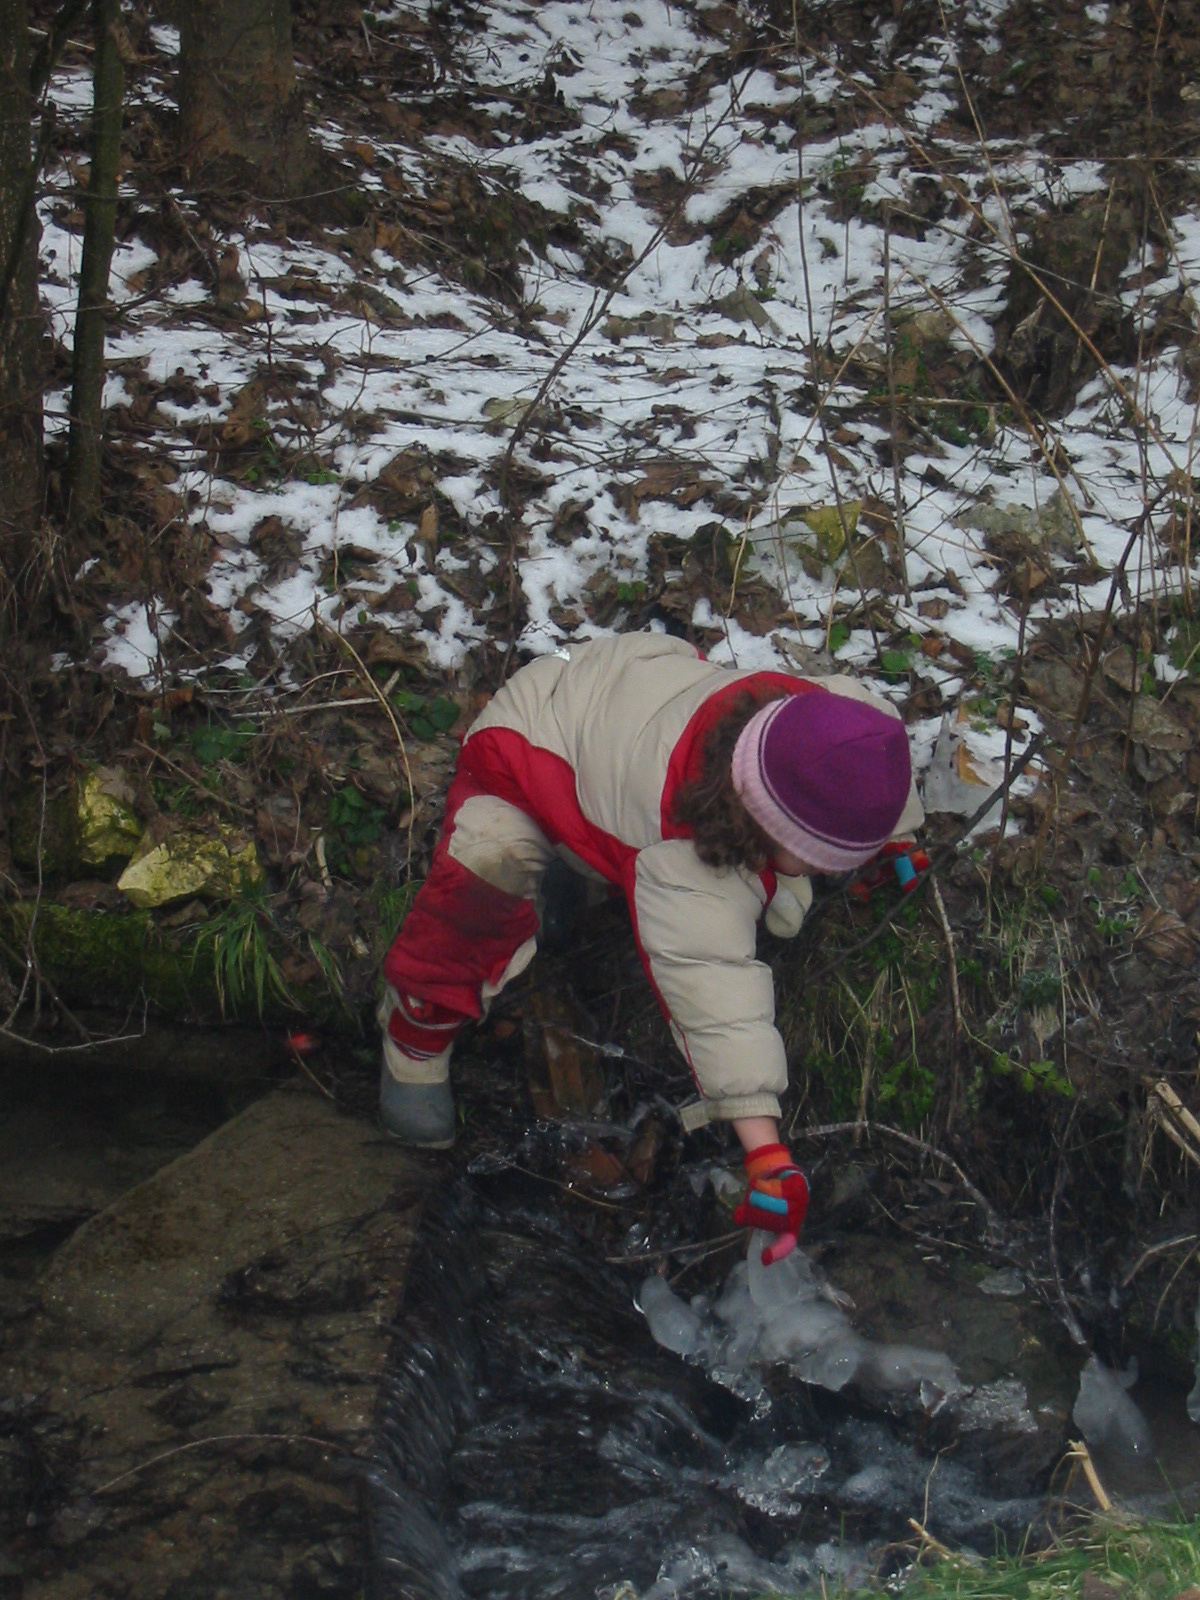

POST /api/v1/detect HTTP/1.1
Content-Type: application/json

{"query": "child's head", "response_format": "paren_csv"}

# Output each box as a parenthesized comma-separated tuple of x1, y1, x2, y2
(731, 692, 912, 873)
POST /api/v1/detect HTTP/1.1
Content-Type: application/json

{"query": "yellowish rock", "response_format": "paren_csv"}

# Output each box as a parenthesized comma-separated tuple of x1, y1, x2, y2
(118, 820, 263, 910)
(77, 766, 143, 866)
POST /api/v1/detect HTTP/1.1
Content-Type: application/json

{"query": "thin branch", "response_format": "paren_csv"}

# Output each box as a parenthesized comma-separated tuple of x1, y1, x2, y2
(929, 874, 963, 1127)
(317, 623, 415, 875)
(792, 1118, 999, 1235)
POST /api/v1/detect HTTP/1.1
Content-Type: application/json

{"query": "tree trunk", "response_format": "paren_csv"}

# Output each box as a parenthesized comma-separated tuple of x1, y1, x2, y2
(0, 0, 42, 592)
(66, 0, 124, 530)
(177, 0, 318, 196)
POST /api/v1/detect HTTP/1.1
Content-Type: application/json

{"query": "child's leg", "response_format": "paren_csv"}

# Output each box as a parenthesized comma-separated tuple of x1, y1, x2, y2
(378, 790, 554, 1144)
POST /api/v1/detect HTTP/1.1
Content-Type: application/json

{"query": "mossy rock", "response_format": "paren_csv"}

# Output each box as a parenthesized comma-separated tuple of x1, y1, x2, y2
(9, 786, 84, 878)
(1, 900, 216, 1020)
(117, 819, 263, 910)
(1, 899, 359, 1030)
(9, 767, 144, 878)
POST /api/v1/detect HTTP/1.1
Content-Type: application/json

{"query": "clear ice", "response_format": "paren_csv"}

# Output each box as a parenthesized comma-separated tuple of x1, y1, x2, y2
(1071, 1354, 1154, 1459)
(638, 1232, 960, 1408)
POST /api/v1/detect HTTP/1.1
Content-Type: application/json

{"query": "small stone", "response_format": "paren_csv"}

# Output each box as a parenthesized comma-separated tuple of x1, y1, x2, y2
(117, 819, 263, 909)
(76, 766, 143, 866)
(1080, 1575, 1127, 1600)
(713, 284, 780, 332)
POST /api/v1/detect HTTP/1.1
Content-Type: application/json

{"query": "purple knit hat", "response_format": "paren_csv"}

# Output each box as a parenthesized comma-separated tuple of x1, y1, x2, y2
(731, 692, 912, 872)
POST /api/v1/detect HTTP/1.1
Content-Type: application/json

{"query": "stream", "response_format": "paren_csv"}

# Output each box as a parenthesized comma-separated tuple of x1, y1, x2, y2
(2, 1029, 1198, 1599)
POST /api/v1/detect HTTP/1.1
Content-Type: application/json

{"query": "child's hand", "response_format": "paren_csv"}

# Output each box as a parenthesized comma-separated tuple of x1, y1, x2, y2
(734, 1143, 809, 1264)
(848, 840, 929, 899)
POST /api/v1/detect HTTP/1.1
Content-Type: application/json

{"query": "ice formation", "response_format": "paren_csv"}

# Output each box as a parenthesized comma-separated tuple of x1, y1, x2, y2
(637, 1233, 962, 1409)
(1071, 1354, 1154, 1459)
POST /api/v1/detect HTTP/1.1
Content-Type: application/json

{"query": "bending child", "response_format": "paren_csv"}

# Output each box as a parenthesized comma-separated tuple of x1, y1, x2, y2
(378, 632, 923, 1257)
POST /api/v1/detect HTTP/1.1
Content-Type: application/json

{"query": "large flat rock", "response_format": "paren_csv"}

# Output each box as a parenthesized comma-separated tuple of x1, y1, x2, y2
(2, 1090, 425, 1599)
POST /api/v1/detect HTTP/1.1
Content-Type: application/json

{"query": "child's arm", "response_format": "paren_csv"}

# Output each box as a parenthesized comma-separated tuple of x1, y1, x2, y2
(733, 1115, 779, 1154)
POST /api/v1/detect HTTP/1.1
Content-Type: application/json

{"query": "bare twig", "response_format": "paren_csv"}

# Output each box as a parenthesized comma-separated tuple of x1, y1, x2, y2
(93, 1430, 357, 1497)
(1049, 1099, 1087, 1346)
(317, 622, 415, 874)
(1065, 1440, 1112, 1513)
(929, 874, 963, 1126)
(790, 1119, 998, 1234)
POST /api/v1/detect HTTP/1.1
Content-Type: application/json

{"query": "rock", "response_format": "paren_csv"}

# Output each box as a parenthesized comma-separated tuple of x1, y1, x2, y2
(801, 502, 860, 557)
(954, 488, 1084, 559)
(482, 395, 533, 429)
(76, 765, 143, 866)
(3, 1093, 420, 1594)
(767, 502, 862, 580)
(10, 766, 143, 877)
(713, 283, 780, 332)
(117, 817, 263, 909)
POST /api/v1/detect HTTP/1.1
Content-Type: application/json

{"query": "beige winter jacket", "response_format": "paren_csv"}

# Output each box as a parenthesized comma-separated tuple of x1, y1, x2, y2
(455, 632, 923, 1126)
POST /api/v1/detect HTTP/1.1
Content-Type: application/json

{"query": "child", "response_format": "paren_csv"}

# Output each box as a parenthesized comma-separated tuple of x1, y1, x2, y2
(378, 632, 922, 1253)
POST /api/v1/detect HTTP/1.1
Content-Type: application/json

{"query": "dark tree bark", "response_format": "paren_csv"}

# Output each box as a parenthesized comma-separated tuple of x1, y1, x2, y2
(0, 0, 43, 592)
(177, 0, 320, 197)
(66, 0, 125, 529)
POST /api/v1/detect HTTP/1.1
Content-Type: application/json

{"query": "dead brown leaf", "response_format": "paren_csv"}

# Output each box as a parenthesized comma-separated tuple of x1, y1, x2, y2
(1134, 906, 1199, 965)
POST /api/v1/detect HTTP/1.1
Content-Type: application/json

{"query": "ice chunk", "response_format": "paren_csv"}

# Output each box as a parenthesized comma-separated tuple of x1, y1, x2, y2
(978, 1267, 1025, 1297)
(1072, 1354, 1154, 1459)
(954, 1378, 1038, 1434)
(712, 1261, 756, 1326)
(640, 1238, 957, 1411)
(637, 1275, 706, 1358)
(859, 1343, 962, 1403)
(735, 1443, 830, 1515)
(747, 1234, 819, 1311)
(758, 1300, 852, 1357)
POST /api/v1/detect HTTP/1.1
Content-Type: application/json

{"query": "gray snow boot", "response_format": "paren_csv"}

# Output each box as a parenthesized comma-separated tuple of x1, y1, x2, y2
(379, 1059, 456, 1148)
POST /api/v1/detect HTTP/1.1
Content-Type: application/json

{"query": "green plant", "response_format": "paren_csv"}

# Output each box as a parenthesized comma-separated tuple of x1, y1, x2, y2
(1018, 968, 1061, 1007)
(241, 417, 283, 486)
(373, 878, 422, 959)
(391, 687, 461, 740)
(832, 1515, 1200, 1599)
(828, 620, 851, 654)
(879, 647, 912, 682)
(875, 1053, 936, 1126)
(328, 785, 384, 848)
(191, 721, 255, 766)
(191, 894, 295, 1018)
(991, 1051, 1074, 1097)
(1168, 617, 1200, 676)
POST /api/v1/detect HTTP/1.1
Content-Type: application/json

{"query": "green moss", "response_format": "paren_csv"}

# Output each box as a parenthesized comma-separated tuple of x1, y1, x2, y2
(0, 898, 356, 1028)
(9, 786, 82, 876)
(2, 900, 212, 1017)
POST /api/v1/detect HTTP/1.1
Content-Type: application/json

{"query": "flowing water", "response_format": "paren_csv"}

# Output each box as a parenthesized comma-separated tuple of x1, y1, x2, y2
(3, 1031, 1198, 1599)
(368, 1168, 1200, 1600)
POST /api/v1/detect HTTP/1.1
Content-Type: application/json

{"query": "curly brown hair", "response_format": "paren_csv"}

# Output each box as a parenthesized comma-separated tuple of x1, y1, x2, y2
(671, 689, 782, 870)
